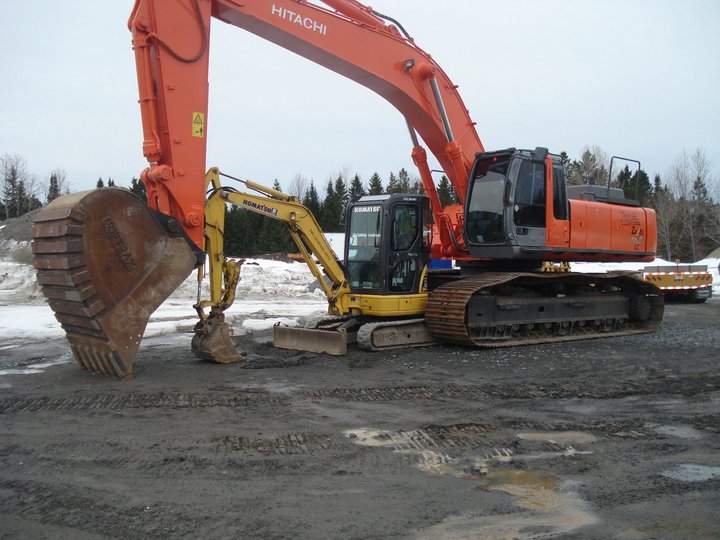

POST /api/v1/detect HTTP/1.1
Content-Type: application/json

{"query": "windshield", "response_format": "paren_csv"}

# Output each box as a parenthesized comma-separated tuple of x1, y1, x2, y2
(347, 204, 382, 290)
(465, 157, 509, 244)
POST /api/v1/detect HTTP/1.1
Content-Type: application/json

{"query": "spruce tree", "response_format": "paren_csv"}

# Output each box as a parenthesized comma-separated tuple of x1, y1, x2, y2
(397, 168, 411, 193)
(320, 178, 343, 232)
(386, 172, 400, 194)
(302, 180, 322, 217)
(47, 173, 61, 203)
(96, 177, 104, 188)
(130, 177, 148, 203)
(368, 172, 383, 195)
(436, 175, 458, 206)
(349, 174, 366, 201)
(631, 169, 653, 206)
(334, 173, 348, 208)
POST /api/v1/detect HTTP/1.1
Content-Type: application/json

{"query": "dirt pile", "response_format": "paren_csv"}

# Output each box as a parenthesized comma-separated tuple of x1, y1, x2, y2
(0, 210, 39, 265)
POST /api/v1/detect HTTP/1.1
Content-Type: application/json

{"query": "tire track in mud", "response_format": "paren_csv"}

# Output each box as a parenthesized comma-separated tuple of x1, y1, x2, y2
(303, 372, 720, 402)
(0, 419, 656, 478)
(0, 478, 207, 538)
(592, 477, 720, 509)
(0, 390, 288, 414)
(683, 414, 720, 433)
(2, 372, 717, 414)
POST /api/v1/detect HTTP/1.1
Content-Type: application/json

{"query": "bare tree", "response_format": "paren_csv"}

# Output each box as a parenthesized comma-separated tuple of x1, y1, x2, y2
(661, 149, 720, 260)
(654, 187, 683, 260)
(288, 173, 309, 201)
(24, 172, 43, 212)
(692, 149, 720, 253)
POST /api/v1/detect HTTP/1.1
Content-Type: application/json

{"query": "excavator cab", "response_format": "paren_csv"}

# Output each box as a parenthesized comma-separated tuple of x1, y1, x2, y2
(464, 146, 656, 267)
(345, 194, 432, 296)
(464, 147, 568, 264)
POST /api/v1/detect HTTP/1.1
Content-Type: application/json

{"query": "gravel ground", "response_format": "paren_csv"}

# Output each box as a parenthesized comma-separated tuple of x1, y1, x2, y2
(0, 299, 718, 539)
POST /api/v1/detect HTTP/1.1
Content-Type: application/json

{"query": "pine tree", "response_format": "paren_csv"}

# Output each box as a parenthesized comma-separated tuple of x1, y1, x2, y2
(320, 178, 343, 231)
(107, 178, 115, 187)
(386, 171, 400, 194)
(631, 169, 653, 206)
(410, 175, 424, 195)
(436, 175, 458, 206)
(47, 173, 61, 203)
(2, 163, 26, 218)
(2, 156, 23, 218)
(349, 174, 366, 201)
(567, 147, 608, 186)
(96, 177, 104, 188)
(334, 173, 348, 208)
(560, 151, 571, 171)
(615, 165, 632, 193)
(652, 174, 663, 199)
(302, 180, 322, 217)
(129, 177, 148, 203)
(397, 168, 411, 193)
(368, 172, 383, 195)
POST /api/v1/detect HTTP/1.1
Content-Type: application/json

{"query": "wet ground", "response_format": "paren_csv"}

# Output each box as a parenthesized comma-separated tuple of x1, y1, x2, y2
(0, 301, 719, 539)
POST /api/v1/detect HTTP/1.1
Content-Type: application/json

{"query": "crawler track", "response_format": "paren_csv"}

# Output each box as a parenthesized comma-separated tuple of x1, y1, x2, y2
(425, 272, 664, 347)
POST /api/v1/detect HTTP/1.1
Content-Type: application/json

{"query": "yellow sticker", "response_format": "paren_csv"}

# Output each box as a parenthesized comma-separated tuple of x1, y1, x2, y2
(192, 112, 205, 138)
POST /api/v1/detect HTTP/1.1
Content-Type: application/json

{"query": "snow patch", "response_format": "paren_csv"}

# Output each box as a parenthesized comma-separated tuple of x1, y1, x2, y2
(0, 253, 329, 353)
(242, 317, 299, 332)
(0, 353, 73, 376)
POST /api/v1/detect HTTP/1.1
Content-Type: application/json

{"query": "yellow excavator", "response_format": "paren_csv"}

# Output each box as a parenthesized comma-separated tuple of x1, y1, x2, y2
(194, 168, 433, 360)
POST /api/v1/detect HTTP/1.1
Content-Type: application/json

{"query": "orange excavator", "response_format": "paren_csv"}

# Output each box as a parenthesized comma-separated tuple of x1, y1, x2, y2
(32, 0, 663, 379)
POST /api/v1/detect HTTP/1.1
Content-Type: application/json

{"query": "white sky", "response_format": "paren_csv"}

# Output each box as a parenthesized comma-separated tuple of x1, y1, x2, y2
(1, 0, 719, 195)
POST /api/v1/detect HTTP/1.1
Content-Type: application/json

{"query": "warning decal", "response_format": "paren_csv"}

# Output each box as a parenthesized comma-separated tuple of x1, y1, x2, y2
(192, 112, 205, 138)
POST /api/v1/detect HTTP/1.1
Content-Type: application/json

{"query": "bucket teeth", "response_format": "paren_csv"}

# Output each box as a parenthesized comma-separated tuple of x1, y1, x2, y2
(32, 188, 199, 379)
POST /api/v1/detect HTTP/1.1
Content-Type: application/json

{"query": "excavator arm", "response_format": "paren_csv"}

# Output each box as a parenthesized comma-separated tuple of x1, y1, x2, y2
(199, 168, 350, 316)
(127, 0, 484, 256)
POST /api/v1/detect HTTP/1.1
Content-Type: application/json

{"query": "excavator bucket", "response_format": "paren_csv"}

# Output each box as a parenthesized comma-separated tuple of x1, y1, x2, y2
(32, 188, 200, 379)
(191, 313, 246, 363)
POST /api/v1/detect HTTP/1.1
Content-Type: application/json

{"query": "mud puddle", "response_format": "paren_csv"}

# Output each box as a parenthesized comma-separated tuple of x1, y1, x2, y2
(345, 428, 598, 538)
(662, 464, 720, 482)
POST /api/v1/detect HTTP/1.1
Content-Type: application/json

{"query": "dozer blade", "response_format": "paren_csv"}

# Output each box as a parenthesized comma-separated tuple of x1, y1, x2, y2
(192, 313, 246, 363)
(32, 188, 200, 379)
(273, 325, 348, 356)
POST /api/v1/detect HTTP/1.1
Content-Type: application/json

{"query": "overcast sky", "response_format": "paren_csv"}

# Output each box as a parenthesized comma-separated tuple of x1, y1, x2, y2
(1, 1, 718, 196)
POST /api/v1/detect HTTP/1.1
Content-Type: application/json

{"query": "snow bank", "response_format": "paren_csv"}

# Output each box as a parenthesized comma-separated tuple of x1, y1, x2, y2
(696, 257, 720, 296)
(0, 255, 329, 347)
(0, 247, 44, 305)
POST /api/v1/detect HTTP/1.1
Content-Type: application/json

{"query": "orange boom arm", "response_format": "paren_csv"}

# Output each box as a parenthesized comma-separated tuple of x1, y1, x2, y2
(128, 0, 484, 253)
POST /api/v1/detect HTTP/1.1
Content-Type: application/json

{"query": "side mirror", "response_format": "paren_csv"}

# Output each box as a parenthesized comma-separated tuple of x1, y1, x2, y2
(532, 147, 548, 164)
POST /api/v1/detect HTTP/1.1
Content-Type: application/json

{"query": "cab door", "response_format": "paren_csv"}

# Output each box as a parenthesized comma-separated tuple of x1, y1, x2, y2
(545, 158, 570, 248)
(386, 198, 431, 294)
(512, 158, 546, 247)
